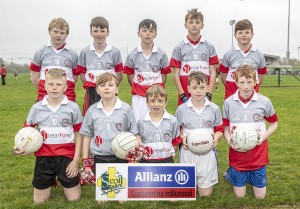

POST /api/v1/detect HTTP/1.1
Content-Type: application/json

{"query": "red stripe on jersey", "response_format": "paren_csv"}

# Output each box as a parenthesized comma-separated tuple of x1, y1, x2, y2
(170, 58, 181, 68)
(265, 113, 278, 123)
(77, 65, 87, 74)
(258, 66, 267, 74)
(172, 136, 182, 146)
(115, 63, 123, 72)
(83, 81, 96, 89)
(23, 123, 38, 128)
(223, 118, 230, 126)
(131, 82, 164, 96)
(219, 64, 229, 73)
(123, 66, 134, 74)
(73, 123, 82, 132)
(29, 63, 41, 72)
(72, 68, 80, 75)
(209, 55, 219, 65)
(214, 125, 224, 133)
(187, 35, 201, 45)
(35, 143, 75, 159)
(161, 66, 172, 74)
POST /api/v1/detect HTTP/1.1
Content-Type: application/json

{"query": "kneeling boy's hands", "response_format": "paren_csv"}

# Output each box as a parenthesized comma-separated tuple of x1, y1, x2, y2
(12, 146, 31, 156)
(80, 158, 95, 185)
(66, 160, 79, 178)
(126, 146, 144, 163)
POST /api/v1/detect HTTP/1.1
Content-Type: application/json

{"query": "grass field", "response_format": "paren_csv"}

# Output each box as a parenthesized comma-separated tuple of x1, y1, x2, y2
(0, 73, 299, 209)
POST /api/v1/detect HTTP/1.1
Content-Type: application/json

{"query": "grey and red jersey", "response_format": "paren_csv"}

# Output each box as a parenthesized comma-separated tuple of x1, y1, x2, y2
(222, 90, 278, 171)
(25, 96, 83, 158)
(123, 45, 171, 96)
(77, 43, 123, 89)
(219, 45, 267, 99)
(175, 98, 223, 138)
(29, 41, 79, 101)
(79, 98, 138, 156)
(138, 111, 181, 161)
(170, 37, 219, 103)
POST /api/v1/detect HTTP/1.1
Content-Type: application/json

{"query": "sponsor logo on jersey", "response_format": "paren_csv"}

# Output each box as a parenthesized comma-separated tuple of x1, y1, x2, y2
(183, 64, 191, 73)
(62, 119, 69, 126)
(231, 71, 236, 80)
(144, 146, 154, 157)
(137, 74, 145, 83)
(253, 114, 264, 122)
(39, 130, 71, 140)
(64, 59, 71, 68)
(40, 130, 47, 140)
(163, 133, 171, 141)
(88, 73, 95, 81)
(95, 136, 103, 147)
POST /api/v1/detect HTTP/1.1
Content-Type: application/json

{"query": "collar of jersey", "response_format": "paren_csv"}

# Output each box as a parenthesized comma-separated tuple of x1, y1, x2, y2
(47, 41, 70, 50)
(233, 90, 258, 101)
(137, 44, 158, 53)
(41, 95, 69, 111)
(97, 97, 122, 110)
(234, 45, 256, 52)
(184, 36, 205, 45)
(186, 97, 210, 108)
(90, 43, 112, 52)
(144, 109, 170, 121)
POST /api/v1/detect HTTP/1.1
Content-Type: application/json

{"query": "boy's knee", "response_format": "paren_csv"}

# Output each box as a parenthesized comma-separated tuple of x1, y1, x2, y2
(254, 192, 266, 199)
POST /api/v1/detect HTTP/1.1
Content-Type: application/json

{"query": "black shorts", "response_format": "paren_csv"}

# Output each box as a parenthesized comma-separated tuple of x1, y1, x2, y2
(82, 87, 101, 116)
(32, 156, 79, 190)
(140, 157, 174, 163)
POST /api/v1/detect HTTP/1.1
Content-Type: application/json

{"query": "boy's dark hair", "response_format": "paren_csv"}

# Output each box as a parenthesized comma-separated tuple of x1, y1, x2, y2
(188, 71, 208, 85)
(90, 16, 109, 32)
(235, 19, 253, 33)
(138, 19, 157, 32)
(235, 64, 257, 83)
(185, 8, 204, 23)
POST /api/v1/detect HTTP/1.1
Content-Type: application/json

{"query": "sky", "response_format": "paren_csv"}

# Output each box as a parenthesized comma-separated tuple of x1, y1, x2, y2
(1, 0, 300, 64)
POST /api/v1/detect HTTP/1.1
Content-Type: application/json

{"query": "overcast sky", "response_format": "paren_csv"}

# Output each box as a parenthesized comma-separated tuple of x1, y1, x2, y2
(1, 0, 299, 64)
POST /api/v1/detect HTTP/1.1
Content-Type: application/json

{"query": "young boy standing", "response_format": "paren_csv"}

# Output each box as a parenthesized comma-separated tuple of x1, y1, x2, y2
(13, 68, 83, 203)
(137, 85, 181, 163)
(219, 19, 267, 99)
(77, 16, 123, 115)
(223, 65, 278, 199)
(123, 19, 171, 122)
(170, 8, 219, 106)
(29, 18, 79, 102)
(175, 71, 223, 197)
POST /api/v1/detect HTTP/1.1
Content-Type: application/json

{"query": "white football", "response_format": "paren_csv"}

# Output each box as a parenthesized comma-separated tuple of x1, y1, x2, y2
(111, 132, 139, 160)
(14, 127, 43, 153)
(232, 126, 258, 152)
(186, 129, 213, 155)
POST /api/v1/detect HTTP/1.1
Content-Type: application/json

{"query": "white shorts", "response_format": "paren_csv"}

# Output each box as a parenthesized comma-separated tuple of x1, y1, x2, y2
(132, 95, 148, 122)
(179, 148, 218, 188)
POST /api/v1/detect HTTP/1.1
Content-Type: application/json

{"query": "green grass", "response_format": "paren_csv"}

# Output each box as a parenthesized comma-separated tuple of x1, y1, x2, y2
(0, 73, 299, 209)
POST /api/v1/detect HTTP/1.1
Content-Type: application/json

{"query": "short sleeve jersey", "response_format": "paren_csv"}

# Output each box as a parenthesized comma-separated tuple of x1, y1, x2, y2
(123, 45, 171, 96)
(222, 91, 278, 171)
(79, 97, 138, 156)
(170, 37, 219, 97)
(25, 96, 83, 158)
(138, 111, 181, 161)
(77, 43, 123, 89)
(29, 42, 79, 101)
(219, 45, 267, 99)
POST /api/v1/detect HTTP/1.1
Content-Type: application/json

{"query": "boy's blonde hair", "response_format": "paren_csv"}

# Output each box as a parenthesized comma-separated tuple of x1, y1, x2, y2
(235, 19, 253, 34)
(48, 18, 69, 35)
(90, 16, 109, 32)
(45, 68, 67, 80)
(146, 85, 168, 102)
(235, 64, 257, 83)
(96, 72, 119, 87)
(188, 71, 208, 85)
(185, 8, 204, 23)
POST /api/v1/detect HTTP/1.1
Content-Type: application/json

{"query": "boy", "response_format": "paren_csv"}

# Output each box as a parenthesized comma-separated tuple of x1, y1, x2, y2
(29, 18, 79, 102)
(123, 19, 171, 122)
(0, 63, 7, 85)
(219, 19, 267, 99)
(77, 16, 123, 115)
(80, 72, 138, 184)
(13, 68, 83, 203)
(175, 71, 223, 197)
(223, 65, 278, 199)
(137, 85, 181, 163)
(170, 8, 219, 106)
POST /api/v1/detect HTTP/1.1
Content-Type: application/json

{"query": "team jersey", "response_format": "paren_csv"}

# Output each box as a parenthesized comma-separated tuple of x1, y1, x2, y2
(123, 44, 171, 96)
(25, 96, 83, 159)
(222, 90, 278, 171)
(77, 43, 123, 89)
(29, 41, 79, 101)
(170, 37, 219, 102)
(138, 110, 181, 161)
(219, 45, 267, 99)
(79, 97, 138, 156)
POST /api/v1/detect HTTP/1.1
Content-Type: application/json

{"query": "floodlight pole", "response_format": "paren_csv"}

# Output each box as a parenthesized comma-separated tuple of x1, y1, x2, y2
(230, 20, 236, 47)
(286, 0, 290, 65)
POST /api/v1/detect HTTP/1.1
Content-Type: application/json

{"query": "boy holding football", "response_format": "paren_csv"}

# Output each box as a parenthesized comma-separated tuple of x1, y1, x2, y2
(219, 19, 267, 99)
(175, 71, 223, 197)
(13, 68, 83, 203)
(137, 85, 181, 163)
(123, 19, 171, 122)
(223, 64, 278, 199)
(170, 8, 219, 106)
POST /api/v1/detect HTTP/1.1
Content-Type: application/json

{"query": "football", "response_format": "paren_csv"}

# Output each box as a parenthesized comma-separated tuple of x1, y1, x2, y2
(186, 129, 213, 155)
(14, 127, 43, 153)
(231, 126, 259, 152)
(111, 132, 139, 160)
